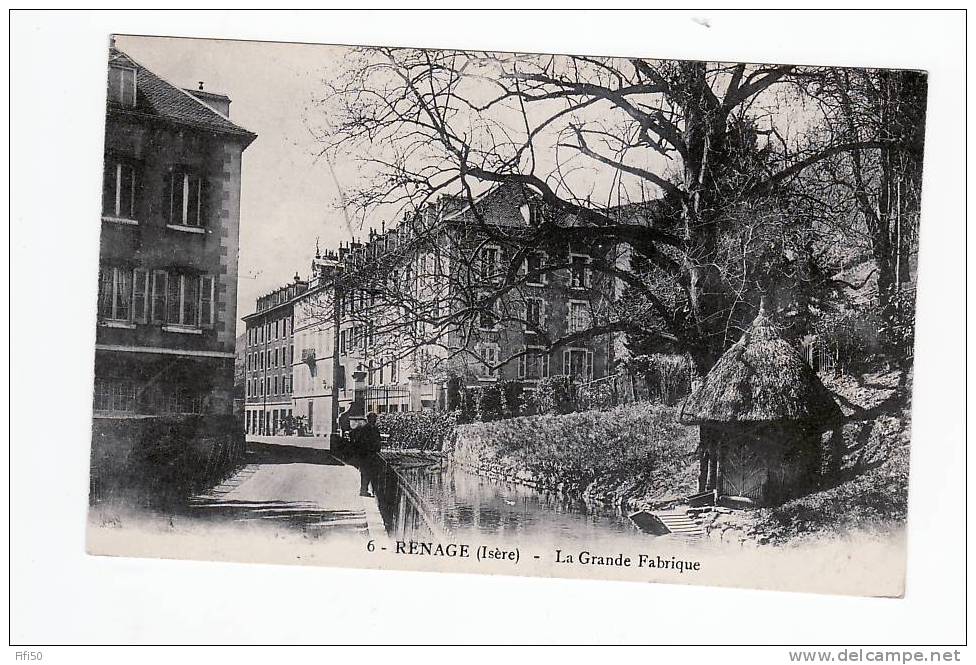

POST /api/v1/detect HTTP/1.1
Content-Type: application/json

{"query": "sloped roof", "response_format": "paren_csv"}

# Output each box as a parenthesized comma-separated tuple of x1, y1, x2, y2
(679, 303, 841, 427)
(108, 48, 256, 144)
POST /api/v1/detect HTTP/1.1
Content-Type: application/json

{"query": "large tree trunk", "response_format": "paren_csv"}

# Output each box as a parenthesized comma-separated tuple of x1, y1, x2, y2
(678, 62, 733, 373)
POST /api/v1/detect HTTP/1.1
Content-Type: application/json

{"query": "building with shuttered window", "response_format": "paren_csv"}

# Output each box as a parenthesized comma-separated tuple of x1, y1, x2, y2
(92, 44, 256, 419)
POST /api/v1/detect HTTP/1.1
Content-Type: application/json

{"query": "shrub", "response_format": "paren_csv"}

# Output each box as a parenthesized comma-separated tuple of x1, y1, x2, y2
(446, 375, 464, 411)
(624, 354, 696, 405)
(576, 378, 615, 411)
(450, 402, 698, 496)
(475, 384, 504, 421)
(376, 410, 459, 450)
(280, 414, 308, 435)
(456, 385, 477, 423)
(531, 376, 577, 415)
(499, 380, 524, 418)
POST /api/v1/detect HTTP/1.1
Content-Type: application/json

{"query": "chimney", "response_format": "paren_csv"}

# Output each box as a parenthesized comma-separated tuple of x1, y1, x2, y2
(184, 85, 232, 117)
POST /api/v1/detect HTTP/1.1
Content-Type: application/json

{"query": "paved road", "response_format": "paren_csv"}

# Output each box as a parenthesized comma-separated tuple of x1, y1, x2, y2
(186, 439, 386, 541)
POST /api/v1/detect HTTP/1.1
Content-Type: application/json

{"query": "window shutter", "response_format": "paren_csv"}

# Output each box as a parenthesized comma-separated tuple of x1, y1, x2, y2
(119, 164, 135, 219)
(151, 270, 167, 323)
(199, 275, 215, 328)
(563, 350, 571, 376)
(132, 269, 149, 324)
(102, 161, 116, 216)
(186, 174, 202, 227)
(98, 267, 114, 319)
(114, 268, 131, 321)
(162, 170, 174, 225)
(174, 171, 186, 225)
(122, 68, 136, 106)
(167, 272, 181, 324)
(183, 275, 200, 326)
(586, 352, 594, 381)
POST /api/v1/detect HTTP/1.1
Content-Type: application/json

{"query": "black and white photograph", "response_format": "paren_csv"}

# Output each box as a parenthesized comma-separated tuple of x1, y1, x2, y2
(9, 8, 968, 653)
(86, 32, 927, 597)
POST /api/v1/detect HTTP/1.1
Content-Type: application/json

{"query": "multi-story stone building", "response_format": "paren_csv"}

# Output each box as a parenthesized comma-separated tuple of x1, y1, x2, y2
(242, 277, 307, 434)
(244, 182, 614, 438)
(92, 45, 256, 420)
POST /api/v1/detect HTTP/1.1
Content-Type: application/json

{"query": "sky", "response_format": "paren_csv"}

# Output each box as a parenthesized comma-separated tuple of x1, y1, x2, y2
(113, 35, 814, 338)
(116, 35, 359, 336)
(114, 35, 667, 338)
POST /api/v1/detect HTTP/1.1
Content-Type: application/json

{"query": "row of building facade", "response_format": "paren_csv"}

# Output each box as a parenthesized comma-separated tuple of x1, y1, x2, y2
(241, 183, 621, 437)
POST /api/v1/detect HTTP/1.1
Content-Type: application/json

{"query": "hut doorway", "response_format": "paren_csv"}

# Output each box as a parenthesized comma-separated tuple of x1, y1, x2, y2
(722, 441, 767, 501)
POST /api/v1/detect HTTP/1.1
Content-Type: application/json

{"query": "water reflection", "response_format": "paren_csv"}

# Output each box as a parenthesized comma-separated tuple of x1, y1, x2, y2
(376, 460, 642, 543)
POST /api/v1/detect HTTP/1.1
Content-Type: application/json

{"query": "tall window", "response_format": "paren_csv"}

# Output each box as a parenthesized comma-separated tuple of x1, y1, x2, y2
(166, 170, 205, 227)
(525, 298, 544, 329)
(107, 66, 136, 107)
(98, 266, 131, 322)
(477, 344, 499, 379)
(479, 301, 499, 330)
(518, 347, 550, 380)
(524, 251, 546, 285)
(102, 160, 137, 219)
(563, 348, 594, 382)
(163, 272, 215, 328)
(131, 269, 149, 324)
(568, 301, 590, 333)
(569, 254, 590, 289)
(480, 246, 500, 281)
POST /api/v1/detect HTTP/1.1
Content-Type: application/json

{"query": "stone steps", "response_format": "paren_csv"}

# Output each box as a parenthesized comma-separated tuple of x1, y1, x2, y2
(630, 509, 705, 540)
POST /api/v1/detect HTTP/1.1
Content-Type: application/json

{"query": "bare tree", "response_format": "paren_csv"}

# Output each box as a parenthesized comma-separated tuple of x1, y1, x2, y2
(793, 68, 926, 363)
(309, 49, 904, 373)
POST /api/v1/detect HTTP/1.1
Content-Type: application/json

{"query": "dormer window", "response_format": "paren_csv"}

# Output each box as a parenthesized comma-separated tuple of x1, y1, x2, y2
(107, 65, 136, 107)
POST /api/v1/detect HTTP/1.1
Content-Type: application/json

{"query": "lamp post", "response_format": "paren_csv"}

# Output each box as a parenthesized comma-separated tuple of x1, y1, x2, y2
(330, 275, 342, 446)
(262, 315, 268, 434)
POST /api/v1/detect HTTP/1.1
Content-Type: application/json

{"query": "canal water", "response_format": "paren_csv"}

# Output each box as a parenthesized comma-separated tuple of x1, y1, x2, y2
(374, 458, 643, 543)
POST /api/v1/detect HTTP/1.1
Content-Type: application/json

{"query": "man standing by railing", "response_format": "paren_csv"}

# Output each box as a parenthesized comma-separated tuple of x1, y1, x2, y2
(351, 412, 382, 497)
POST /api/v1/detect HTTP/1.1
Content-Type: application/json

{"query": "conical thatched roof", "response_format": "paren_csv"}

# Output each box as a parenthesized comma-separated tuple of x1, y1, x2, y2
(680, 305, 841, 427)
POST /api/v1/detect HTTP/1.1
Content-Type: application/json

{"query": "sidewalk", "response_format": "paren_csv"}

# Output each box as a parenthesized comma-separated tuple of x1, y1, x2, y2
(187, 437, 386, 540)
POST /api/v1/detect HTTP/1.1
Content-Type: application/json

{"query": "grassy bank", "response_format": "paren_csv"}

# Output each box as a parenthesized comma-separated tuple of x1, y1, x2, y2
(449, 402, 699, 509)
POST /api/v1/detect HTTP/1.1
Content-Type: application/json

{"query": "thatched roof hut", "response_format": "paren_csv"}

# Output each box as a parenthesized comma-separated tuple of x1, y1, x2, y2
(680, 306, 842, 426)
(680, 303, 841, 506)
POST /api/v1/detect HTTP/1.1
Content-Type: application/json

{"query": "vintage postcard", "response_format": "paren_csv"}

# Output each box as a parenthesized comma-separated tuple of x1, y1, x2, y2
(88, 34, 926, 597)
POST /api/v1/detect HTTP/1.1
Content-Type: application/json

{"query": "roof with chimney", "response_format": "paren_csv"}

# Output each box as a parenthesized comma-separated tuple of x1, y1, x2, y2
(108, 46, 256, 144)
